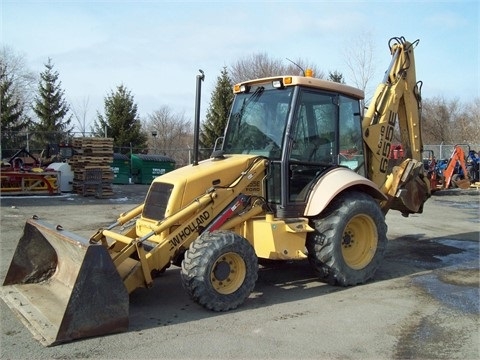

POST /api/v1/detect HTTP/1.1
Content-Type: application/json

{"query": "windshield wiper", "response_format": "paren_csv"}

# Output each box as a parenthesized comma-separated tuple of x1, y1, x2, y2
(242, 85, 264, 111)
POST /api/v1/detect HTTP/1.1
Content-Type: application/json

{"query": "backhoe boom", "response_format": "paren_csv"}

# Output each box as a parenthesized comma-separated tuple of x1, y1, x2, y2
(362, 37, 430, 214)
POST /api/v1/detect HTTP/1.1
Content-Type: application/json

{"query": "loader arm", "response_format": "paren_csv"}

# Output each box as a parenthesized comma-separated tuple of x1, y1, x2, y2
(97, 156, 268, 293)
(362, 36, 430, 215)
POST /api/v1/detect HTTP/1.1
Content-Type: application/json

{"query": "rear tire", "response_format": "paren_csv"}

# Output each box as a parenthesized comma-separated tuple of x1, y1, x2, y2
(181, 230, 258, 311)
(306, 191, 387, 286)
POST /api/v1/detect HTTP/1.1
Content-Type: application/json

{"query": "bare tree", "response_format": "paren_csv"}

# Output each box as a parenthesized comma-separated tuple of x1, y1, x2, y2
(146, 105, 193, 165)
(422, 97, 455, 144)
(420, 96, 478, 145)
(0, 46, 37, 117)
(229, 53, 325, 84)
(343, 30, 378, 104)
(70, 96, 90, 136)
(462, 98, 480, 144)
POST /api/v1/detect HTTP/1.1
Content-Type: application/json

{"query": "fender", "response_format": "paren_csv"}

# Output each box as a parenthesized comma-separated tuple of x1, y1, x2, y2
(304, 167, 387, 217)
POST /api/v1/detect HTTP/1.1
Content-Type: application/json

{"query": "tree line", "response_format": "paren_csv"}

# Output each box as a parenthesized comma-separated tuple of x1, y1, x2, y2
(1, 45, 479, 167)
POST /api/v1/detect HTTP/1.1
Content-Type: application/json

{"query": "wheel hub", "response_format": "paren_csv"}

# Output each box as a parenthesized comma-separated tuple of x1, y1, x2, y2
(211, 252, 247, 294)
(341, 214, 378, 270)
(342, 232, 353, 247)
(213, 260, 231, 281)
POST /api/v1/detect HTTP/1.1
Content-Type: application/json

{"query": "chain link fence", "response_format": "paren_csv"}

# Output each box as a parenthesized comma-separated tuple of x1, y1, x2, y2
(1, 131, 94, 158)
(113, 147, 214, 167)
(423, 144, 480, 160)
(2, 131, 478, 165)
(0, 131, 213, 167)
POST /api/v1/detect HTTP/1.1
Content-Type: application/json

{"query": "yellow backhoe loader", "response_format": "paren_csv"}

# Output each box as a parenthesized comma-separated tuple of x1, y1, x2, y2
(1, 36, 430, 346)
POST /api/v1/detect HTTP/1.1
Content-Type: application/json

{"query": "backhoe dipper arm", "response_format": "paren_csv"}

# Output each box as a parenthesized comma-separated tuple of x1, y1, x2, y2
(362, 36, 430, 214)
(443, 145, 470, 188)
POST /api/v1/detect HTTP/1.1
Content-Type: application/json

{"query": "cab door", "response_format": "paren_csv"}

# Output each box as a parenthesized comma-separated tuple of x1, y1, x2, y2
(270, 88, 363, 218)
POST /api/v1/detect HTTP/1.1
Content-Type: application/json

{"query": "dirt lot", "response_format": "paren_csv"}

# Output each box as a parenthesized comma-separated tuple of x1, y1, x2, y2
(0, 185, 479, 359)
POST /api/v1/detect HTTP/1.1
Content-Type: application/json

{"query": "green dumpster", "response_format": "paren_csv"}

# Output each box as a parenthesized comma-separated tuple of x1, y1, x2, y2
(110, 153, 131, 184)
(131, 154, 176, 185)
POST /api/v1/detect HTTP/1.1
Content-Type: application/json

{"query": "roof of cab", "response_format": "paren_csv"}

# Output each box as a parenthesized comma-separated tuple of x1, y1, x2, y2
(234, 75, 364, 100)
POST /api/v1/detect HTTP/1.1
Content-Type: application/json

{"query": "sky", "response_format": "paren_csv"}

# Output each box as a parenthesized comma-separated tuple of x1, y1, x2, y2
(2, 0, 479, 133)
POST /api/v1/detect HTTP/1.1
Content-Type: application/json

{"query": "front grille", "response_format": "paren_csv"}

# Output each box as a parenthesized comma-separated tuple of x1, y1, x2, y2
(142, 183, 173, 220)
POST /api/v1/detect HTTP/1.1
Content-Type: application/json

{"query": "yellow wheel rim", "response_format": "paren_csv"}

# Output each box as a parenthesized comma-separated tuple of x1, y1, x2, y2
(211, 252, 247, 294)
(341, 214, 378, 270)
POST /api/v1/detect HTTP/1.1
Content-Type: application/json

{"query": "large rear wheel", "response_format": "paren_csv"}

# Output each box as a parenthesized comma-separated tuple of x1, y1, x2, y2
(306, 191, 387, 286)
(181, 230, 258, 311)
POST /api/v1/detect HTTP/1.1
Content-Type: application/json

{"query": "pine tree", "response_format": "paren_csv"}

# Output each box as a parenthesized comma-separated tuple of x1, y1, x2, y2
(329, 70, 345, 84)
(0, 62, 31, 156)
(93, 84, 147, 154)
(200, 67, 234, 156)
(32, 58, 72, 146)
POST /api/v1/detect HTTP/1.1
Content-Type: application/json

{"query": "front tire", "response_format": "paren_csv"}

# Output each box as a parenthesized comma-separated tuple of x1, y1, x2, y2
(181, 230, 258, 311)
(306, 191, 387, 286)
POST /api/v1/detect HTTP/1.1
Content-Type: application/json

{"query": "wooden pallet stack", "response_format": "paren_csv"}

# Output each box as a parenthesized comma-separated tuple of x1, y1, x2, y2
(70, 137, 114, 197)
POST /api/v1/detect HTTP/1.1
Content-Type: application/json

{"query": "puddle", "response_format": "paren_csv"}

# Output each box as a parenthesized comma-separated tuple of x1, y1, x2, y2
(412, 239, 479, 314)
(413, 267, 479, 314)
(434, 239, 479, 266)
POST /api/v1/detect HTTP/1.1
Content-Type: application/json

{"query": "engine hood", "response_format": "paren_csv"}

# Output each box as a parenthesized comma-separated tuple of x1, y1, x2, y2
(149, 154, 265, 216)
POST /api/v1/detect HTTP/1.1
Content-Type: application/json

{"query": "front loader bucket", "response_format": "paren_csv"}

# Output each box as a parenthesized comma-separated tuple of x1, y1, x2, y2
(1, 218, 129, 346)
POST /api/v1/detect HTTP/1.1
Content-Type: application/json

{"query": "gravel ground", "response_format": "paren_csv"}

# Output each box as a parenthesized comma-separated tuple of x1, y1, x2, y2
(0, 185, 478, 359)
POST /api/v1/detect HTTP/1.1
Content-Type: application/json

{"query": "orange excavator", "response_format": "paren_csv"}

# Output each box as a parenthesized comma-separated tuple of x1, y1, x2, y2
(442, 145, 471, 189)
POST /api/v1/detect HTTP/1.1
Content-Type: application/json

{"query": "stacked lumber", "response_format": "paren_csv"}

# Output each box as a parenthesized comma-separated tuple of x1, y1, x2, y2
(70, 137, 114, 197)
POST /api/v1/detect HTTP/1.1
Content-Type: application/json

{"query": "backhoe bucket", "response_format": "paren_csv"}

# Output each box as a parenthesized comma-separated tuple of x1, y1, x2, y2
(1, 218, 129, 346)
(453, 178, 471, 189)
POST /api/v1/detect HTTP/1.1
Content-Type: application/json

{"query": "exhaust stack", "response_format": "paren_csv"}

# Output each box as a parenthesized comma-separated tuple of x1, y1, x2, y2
(192, 69, 205, 166)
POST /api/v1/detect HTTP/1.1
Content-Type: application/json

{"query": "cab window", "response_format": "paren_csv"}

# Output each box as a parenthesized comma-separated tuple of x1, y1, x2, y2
(338, 96, 364, 176)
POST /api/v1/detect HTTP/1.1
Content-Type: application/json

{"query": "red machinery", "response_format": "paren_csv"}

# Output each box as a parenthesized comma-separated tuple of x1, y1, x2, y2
(0, 148, 60, 195)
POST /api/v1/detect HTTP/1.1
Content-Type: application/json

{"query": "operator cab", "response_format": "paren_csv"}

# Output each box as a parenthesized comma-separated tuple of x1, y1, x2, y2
(222, 75, 365, 217)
